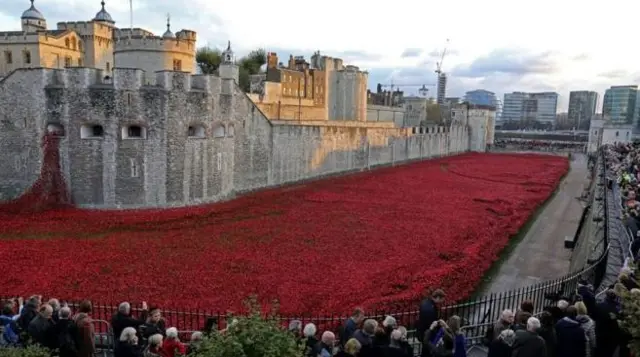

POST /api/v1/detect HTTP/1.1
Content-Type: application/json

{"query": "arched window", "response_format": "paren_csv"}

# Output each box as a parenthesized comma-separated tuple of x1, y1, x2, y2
(46, 123, 65, 136)
(65, 38, 70, 48)
(213, 124, 225, 138)
(81, 124, 104, 139)
(227, 124, 235, 137)
(121, 125, 147, 139)
(187, 125, 206, 138)
(71, 38, 76, 50)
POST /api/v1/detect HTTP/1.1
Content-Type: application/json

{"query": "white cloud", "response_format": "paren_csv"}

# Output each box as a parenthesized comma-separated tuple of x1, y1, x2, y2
(2, 0, 639, 112)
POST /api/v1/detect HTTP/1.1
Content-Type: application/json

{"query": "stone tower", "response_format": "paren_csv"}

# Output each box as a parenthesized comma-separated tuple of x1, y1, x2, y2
(219, 41, 239, 86)
(21, 0, 47, 32)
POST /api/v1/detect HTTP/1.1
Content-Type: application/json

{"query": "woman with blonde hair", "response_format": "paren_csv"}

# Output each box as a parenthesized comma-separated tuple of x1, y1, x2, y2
(446, 316, 467, 357)
(335, 338, 361, 357)
(574, 301, 596, 357)
(115, 327, 142, 357)
(487, 329, 514, 357)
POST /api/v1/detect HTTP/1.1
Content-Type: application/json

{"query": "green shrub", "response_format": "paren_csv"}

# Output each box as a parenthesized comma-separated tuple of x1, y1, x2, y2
(619, 281, 640, 355)
(189, 297, 303, 357)
(0, 345, 50, 357)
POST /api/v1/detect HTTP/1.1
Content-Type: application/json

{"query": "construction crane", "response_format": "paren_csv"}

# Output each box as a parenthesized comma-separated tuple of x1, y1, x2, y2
(435, 39, 450, 105)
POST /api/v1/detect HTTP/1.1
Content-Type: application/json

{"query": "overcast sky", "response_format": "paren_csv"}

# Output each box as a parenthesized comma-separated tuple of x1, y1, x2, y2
(3, 0, 639, 112)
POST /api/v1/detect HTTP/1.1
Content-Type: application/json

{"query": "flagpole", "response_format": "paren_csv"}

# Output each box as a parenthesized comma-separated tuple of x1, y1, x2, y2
(129, 0, 133, 30)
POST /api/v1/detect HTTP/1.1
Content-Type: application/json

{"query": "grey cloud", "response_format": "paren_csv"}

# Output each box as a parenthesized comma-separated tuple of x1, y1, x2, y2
(401, 48, 423, 58)
(451, 49, 558, 78)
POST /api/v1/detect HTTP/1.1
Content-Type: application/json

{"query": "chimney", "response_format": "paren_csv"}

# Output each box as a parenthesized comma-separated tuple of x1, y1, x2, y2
(288, 55, 295, 70)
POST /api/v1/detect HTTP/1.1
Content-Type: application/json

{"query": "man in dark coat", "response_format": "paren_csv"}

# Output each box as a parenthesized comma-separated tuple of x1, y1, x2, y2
(555, 306, 587, 357)
(417, 289, 445, 340)
(512, 316, 546, 357)
(595, 290, 621, 357)
(111, 301, 148, 344)
(17, 296, 40, 333)
(341, 308, 364, 345)
(28, 303, 57, 349)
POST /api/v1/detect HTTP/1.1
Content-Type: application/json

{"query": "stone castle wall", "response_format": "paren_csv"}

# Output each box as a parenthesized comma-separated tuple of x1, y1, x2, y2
(0, 67, 472, 209)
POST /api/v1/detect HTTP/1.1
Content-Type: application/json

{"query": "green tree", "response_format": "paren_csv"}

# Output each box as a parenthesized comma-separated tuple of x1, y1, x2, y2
(620, 280, 640, 355)
(0, 345, 51, 357)
(196, 47, 222, 74)
(189, 296, 302, 357)
(237, 49, 266, 93)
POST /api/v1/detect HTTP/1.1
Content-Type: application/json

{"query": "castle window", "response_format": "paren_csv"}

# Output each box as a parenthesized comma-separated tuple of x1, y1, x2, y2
(173, 59, 182, 71)
(227, 124, 235, 137)
(65, 38, 70, 48)
(130, 158, 140, 178)
(126, 93, 133, 105)
(187, 125, 206, 138)
(64, 56, 72, 67)
(71, 38, 76, 50)
(78, 41, 83, 51)
(4, 51, 12, 64)
(106, 62, 111, 72)
(80, 124, 104, 139)
(46, 123, 65, 136)
(23, 51, 31, 64)
(121, 125, 147, 139)
(213, 124, 225, 138)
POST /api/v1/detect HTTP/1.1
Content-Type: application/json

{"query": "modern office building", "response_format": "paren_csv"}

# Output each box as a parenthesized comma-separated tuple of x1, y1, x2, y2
(568, 91, 598, 130)
(602, 85, 638, 124)
(501, 91, 558, 124)
(464, 89, 503, 120)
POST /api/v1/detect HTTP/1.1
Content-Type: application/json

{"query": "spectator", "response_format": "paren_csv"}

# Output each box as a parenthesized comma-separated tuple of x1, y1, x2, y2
(422, 321, 454, 357)
(488, 329, 515, 357)
(162, 327, 186, 357)
(518, 301, 534, 315)
(112, 301, 149, 346)
(574, 302, 596, 357)
(115, 327, 142, 357)
(492, 309, 514, 340)
(446, 316, 466, 357)
(318, 331, 335, 357)
(48, 299, 61, 322)
(555, 306, 587, 357)
(335, 338, 361, 357)
(55, 306, 79, 357)
(342, 308, 365, 343)
(72, 300, 96, 357)
(27, 303, 56, 349)
(353, 319, 377, 357)
(618, 271, 639, 290)
(1, 302, 21, 346)
(303, 323, 319, 357)
(143, 334, 168, 357)
(396, 326, 414, 357)
(141, 308, 166, 340)
(537, 311, 557, 357)
(418, 289, 446, 340)
(595, 290, 621, 357)
(186, 332, 203, 355)
(576, 280, 597, 319)
(512, 317, 547, 357)
(374, 316, 397, 346)
(512, 311, 532, 332)
(17, 296, 41, 333)
(381, 329, 410, 357)
(288, 319, 302, 339)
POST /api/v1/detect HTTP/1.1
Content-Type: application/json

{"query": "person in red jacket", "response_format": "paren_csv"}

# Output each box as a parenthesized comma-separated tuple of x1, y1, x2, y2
(162, 328, 186, 357)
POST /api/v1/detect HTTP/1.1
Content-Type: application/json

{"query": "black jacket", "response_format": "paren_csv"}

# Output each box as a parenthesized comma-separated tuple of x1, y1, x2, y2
(115, 342, 143, 357)
(28, 315, 57, 349)
(512, 330, 546, 357)
(417, 298, 438, 340)
(112, 311, 148, 341)
(487, 339, 512, 357)
(555, 317, 586, 357)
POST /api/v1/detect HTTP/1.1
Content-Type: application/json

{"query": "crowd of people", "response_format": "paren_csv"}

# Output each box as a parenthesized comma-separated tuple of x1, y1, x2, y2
(492, 139, 585, 152)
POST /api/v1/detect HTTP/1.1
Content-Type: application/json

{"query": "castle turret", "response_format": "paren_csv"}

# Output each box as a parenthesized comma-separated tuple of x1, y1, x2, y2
(162, 14, 175, 39)
(92, 0, 115, 25)
(219, 41, 239, 88)
(21, 0, 47, 32)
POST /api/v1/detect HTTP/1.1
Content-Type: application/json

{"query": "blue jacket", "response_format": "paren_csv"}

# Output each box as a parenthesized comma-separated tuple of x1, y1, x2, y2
(0, 315, 20, 345)
(555, 317, 586, 357)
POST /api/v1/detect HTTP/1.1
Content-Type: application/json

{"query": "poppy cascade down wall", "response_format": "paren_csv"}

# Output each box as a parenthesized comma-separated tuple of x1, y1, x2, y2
(0, 67, 476, 209)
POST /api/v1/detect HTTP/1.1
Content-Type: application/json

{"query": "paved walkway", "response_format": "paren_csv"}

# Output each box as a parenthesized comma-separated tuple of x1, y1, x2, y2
(479, 153, 589, 294)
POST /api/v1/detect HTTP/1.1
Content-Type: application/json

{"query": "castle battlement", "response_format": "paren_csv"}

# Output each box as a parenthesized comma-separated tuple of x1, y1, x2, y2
(113, 35, 195, 55)
(0, 67, 225, 94)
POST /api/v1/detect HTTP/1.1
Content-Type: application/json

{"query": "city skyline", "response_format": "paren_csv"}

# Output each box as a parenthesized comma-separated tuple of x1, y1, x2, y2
(1, 0, 637, 112)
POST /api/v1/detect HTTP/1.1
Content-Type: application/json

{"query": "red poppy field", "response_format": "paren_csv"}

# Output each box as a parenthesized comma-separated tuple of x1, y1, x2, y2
(0, 153, 568, 316)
